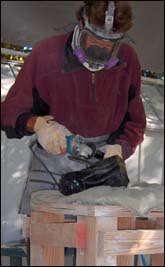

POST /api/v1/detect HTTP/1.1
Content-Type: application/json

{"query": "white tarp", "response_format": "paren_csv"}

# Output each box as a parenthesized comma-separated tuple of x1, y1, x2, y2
(30, 182, 164, 217)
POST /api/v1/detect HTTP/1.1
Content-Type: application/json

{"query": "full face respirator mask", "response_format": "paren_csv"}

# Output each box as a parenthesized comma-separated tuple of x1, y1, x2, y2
(72, 1, 124, 71)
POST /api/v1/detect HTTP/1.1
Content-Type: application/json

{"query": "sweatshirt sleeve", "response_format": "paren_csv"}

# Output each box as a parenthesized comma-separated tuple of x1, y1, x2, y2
(1, 47, 39, 138)
(115, 51, 146, 160)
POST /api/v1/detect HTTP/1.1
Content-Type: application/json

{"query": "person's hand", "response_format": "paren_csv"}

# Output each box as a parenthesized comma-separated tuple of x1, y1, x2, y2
(34, 116, 71, 154)
(103, 144, 123, 159)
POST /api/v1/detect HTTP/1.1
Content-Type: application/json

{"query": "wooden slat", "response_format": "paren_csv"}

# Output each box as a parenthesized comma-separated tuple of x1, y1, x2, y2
(30, 222, 86, 248)
(22, 214, 75, 240)
(76, 216, 98, 266)
(104, 229, 164, 256)
(97, 217, 118, 266)
(22, 216, 30, 239)
(118, 217, 136, 230)
(152, 217, 164, 266)
(117, 217, 136, 266)
(76, 216, 118, 266)
(30, 212, 65, 266)
(136, 217, 164, 229)
(152, 253, 164, 266)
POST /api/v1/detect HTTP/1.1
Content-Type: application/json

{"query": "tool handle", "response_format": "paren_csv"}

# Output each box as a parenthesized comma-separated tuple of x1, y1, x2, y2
(65, 135, 75, 154)
(86, 142, 104, 159)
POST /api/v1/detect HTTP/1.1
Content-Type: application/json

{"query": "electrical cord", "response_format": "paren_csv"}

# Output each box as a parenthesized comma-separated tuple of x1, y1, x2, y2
(31, 169, 61, 176)
(29, 140, 60, 189)
(30, 179, 56, 187)
(140, 254, 147, 266)
(134, 254, 148, 266)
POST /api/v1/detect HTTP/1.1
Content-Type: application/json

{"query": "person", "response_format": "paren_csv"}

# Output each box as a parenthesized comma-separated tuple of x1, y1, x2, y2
(1, 0, 146, 216)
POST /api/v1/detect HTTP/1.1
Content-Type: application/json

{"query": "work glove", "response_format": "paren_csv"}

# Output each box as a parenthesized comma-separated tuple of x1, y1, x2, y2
(34, 115, 71, 154)
(103, 144, 123, 159)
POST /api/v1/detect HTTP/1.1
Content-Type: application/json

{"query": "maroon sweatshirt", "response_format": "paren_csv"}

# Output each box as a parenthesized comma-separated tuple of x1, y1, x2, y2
(1, 32, 146, 159)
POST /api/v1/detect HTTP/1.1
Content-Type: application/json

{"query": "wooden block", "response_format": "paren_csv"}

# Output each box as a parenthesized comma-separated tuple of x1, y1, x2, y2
(30, 245, 45, 266)
(76, 216, 118, 266)
(30, 222, 86, 248)
(97, 217, 118, 266)
(75, 223, 86, 249)
(136, 217, 164, 228)
(152, 217, 164, 266)
(151, 253, 164, 266)
(31, 211, 64, 223)
(136, 217, 164, 266)
(30, 212, 65, 266)
(117, 217, 136, 266)
(76, 216, 98, 266)
(22, 216, 30, 239)
(104, 229, 164, 255)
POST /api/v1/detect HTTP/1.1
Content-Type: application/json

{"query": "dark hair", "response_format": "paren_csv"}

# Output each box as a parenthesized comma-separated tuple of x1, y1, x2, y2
(76, 1, 133, 33)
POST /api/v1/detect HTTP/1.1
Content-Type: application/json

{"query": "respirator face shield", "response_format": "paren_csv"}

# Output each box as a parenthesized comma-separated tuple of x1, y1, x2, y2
(71, 1, 125, 71)
(77, 27, 122, 70)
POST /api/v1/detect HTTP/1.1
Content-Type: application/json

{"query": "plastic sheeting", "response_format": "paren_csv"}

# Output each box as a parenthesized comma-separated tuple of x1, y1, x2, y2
(39, 182, 164, 216)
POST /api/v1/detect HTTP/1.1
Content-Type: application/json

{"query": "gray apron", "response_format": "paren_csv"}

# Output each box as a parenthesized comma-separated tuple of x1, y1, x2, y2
(19, 134, 109, 215)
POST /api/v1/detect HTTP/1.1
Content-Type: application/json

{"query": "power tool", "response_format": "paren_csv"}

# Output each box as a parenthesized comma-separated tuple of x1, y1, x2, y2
(29, 137, 130, 196)
(65, 134, 104, 160)
(59, 155, 130, 195)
